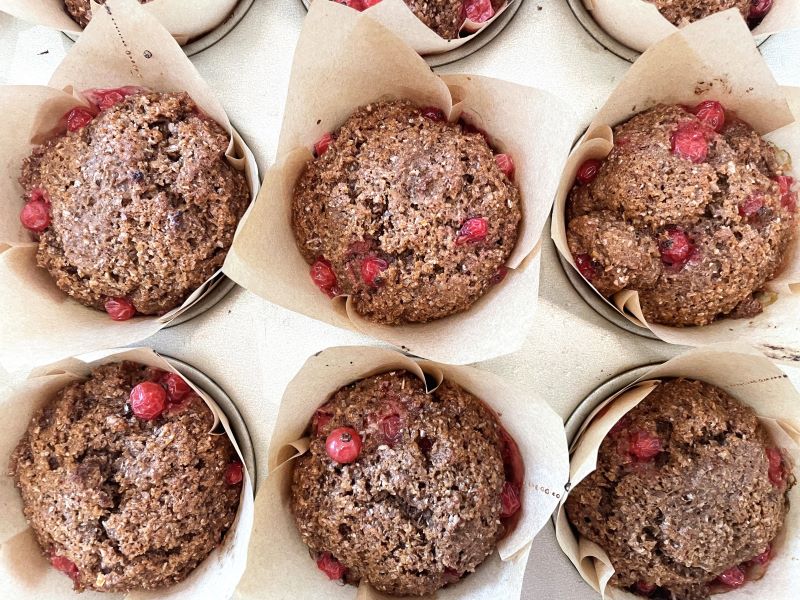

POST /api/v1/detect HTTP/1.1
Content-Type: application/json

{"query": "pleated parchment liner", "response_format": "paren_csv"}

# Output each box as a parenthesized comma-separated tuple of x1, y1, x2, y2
(223, 0, 580, 365)
(554, 342, 800, 600)
(582, 1, 800, 53)
(311, 0, 515, 56)
(235, 346, 569, 600)
(0, 0, 260, 373)
(0, 0, 239, 45)
(0, 346, 255, 600)
(551, 11, 800, 353)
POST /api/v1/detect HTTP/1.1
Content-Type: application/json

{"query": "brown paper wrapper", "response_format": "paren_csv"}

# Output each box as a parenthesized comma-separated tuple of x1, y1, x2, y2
(0, 346, 255, 600)
(551, 12, 800, 354)
(555, 342, 800, 599)
(0, 0, 260, 373)
(235, 345, 569, 600)
(0, 0, 239, 44)
(584, 2, 800, 53)
(223, 0, 580, 365)
(311, 0, 514, 56)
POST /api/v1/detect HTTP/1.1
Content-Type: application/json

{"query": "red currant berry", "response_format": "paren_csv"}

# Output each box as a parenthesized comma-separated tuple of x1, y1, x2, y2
(310, 258, 338, 298)
(361, 256, 388, 287)
(748, 544, 772, 566)
(576, 159, 603, 185)
(628, 430, 662, 461)
(50, 554, 80, 581)
(224, 461, 244, 485)
(693, 100, 726, 132)
(749, 0, 773, 21)
(314, 132, 333, 157)
(312, 407, 333, 435)
(767, 447, 785, 487)
(574, 253, 600, 281)
(776, 175, 797, 212)
(716, 565, 745, 588)
(671, 122, 708, 163)
(659, 227, 695, 267)
(635, 580, 657, 596)
(325, 427, 362, 464)
(20, 199, 51, 233)
(500, 481, 521, 518)
(738, 193, 764, 218)
(160, 372, 191, 403)
(379, 413, 402, 447)
(65, 107, 95, 132)
(104, 297, 137, 321)
(456, 217, 488, 245)
(465, 0, 495, 22)
(129, 382, 167, 420)
(316, 552, 347, 580)
(495, 153, 515, 178)
(421, 107, 446, 121)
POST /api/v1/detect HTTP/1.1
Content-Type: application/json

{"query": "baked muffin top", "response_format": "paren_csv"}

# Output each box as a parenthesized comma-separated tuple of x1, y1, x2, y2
(64, 0, 155, 28)
(566, 378, 792, 600)
(292, 99, 521, 325)
(566, 102, 796, 326)
(290, 370, 522, 596)
(650, 0, 753, 27)
(9, 361, 243, 593)
(20, 90, 249, 317)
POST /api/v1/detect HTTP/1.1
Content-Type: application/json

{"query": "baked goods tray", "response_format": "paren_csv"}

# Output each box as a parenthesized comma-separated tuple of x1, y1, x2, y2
(1, 1, 799, 599)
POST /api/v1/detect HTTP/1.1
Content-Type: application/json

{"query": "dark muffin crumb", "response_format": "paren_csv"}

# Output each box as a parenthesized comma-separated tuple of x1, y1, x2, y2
(8, 362, 241, 593)
(651, 0, 752, 27)
(566, 103, 796, 326)
(64, 0, 154, 28)
(21, 91, 249, 315)
(566, 378, 793, 600)
(292, 99, 521, 324)
(291, 370, 520, 596)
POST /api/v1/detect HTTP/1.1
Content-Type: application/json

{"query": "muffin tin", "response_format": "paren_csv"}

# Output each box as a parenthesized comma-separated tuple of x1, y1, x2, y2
(0, 1, 799, 599)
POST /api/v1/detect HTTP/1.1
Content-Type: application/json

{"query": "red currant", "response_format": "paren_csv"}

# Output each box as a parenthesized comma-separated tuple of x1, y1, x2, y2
(129, 381, 167, 420)
(325, 427, 362, 464)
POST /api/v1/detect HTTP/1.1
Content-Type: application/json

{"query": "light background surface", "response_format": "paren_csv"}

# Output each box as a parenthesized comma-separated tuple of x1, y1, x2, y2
(1, 1, 799, 598)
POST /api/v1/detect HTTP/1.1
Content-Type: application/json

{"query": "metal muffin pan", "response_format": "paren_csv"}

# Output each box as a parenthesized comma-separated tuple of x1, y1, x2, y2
(299, 0, 522, 67)
(566, 0, 771, 63)
(165, 355, 257, 487)
(63, 0, 255, 56)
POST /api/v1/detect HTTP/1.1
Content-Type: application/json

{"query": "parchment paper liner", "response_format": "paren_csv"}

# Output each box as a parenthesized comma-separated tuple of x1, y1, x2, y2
(223, 0, 579, 365)
(0, 346, 255, 600)
(0, 0, 260, 373)
(234, 345, 568, 600)
(551, 11, 800, 353)
(0, 0, 239, 45)
(311, 0, 515, 56)
(582, 1, 800, 53)
(554, 342, 800, 600)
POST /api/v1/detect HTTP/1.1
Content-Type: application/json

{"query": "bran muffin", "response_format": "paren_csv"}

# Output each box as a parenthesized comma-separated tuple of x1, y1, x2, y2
(334, 0, 506, 39)
(8, 361, 243, 593)
(565, 378, 793, 600)
(64, 0, 155, 28)
(290, 370, 523, 596)
(19, 90, 249, 317)
(566, 102, 797, 326)
(291, 99, 521, 325)
(649, 0, 755, 27)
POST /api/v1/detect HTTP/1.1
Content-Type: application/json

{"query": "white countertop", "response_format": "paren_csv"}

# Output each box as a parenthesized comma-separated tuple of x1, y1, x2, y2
(2, 1, 799, 598)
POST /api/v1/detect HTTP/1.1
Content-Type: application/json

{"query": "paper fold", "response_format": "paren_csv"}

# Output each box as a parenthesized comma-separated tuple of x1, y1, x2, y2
(551, 12, 800, 355)
(555, 342, 800, 600)
(0, 346, 255, 600)
(223, 0, 580, 365)
(0, 0, 260, 373)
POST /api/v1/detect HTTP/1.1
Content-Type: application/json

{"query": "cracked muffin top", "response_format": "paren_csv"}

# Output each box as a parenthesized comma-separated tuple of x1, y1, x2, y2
(291, 99, 521, 325)
(64, 0, 155, 28)
(333, 0, 506, 39)
(565, 378, 793, 600)
(8, 361, 243, 593)
(290, 370, 523, 596)
(566, 102, 797, 327)
(19, 89, 249, 319)
(650, 0, 771, 28)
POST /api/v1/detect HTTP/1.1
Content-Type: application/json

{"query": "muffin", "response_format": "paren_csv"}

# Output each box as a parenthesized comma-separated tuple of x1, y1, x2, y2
(291, 99, 521, 325)
(18, 89, 249, 319)
(565, 378, 793, 599)
(333, 0, 506, 39)
(566, 102, 797, 326)
(65, 0, 154, 28)
(8, 361, 243, 593)
(651, 0, 773, 27)
(290, 370, 523, 596)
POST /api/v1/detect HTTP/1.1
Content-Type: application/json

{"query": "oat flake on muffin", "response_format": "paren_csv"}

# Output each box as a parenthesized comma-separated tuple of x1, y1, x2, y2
(566, 101, 797, 327)
(8, 361, 243, 592)
(292, 99, 521, 325)
(566, 378, 793, 600)
(290, 370, 523, 596)
(18, 89, 249, 320)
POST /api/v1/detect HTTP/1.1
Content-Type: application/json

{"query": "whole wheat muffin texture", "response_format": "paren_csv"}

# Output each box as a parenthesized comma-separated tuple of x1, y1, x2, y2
(64, 0, 155, 28)
(9, 361, 241, 593)
(20, 91, 249, 315)
(291, 371, 517, 596)
(566, 378, 793, 600)
(292, 99, 521, 324)
(650, 1, 751, 26)
(567, 103, 796, 326)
